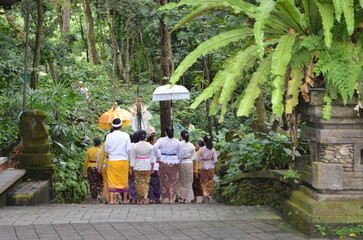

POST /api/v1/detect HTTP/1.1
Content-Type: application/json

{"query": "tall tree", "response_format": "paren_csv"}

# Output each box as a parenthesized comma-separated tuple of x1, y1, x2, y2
(106, 0, 130, 84)
(159, 0, 173, 136)
(30, 0, 44, 89)
(62, 0, 71, 37)
(82, 0, 100, 65)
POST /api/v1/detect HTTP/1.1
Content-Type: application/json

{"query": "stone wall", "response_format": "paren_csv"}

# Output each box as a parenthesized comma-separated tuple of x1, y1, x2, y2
(319, 144, 354, 172)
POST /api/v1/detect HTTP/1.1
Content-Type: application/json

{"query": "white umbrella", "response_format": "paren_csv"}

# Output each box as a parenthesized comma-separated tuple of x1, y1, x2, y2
(152, 84, 190, 129)
(152, 84, 190, 101)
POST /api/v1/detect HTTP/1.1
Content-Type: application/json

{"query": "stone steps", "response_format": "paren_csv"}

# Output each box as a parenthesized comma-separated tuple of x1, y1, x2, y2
(7, 181, 49, 206)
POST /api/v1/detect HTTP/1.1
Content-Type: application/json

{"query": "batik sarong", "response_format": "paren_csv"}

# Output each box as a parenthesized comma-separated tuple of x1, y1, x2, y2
(200, 168, 215, 197)
(159, 162, 180, 199)
(134, 170, 151, 198)
(129, 172, 138, 199)
(148, 170, 160, 201)
(192, 172, 203, 197)
(107, 160, 129, 193)
(175, 162, 193, 199)
(87, 167, 103, 200)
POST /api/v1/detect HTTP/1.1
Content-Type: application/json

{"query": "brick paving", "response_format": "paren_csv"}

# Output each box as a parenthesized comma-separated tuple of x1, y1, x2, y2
(0, 203, 353, 240)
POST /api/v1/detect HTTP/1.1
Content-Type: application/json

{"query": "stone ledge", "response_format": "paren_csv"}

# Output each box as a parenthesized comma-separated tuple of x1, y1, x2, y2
(0, 169, 26, 194)
(228, 170, 297, 186)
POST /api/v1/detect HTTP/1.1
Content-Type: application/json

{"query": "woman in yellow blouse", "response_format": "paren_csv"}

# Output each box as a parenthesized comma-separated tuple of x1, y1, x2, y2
(84, 138, 103, 204)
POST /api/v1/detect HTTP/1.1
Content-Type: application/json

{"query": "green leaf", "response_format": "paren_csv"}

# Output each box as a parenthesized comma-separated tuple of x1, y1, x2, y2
(271, 34, 297, 76)
(286, 67, 304, 114)
(332, 0, 343, 22)
(171, 5, 222, 32)
(170, 29, 254, 85)
(237, 58, 272, 116)
(360, 0, 363, 8)
(218, 45, 259, 106)
(159, 0, 256, 16)
(276, 0, 306, 32)
(219, 103, 228, 122)
(209, 89, 221, 115)
(302, 0, 321, 34)
(191, 75, 227, 109)
(341, 0, 354, 35)
(254, 0, 276, 58)
(271, 34, 296, 116)
(317, 2, 334, 48)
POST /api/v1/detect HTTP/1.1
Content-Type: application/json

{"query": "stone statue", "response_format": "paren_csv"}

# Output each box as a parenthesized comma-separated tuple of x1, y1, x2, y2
(17, 110, 54, 180)
(19, 110, 50, 154)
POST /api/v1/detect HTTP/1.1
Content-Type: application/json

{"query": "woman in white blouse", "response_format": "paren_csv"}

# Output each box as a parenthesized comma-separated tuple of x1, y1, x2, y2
(130, 130, 154, 204)
(175, 130, 196, 203)
(153, 127, 183, 203)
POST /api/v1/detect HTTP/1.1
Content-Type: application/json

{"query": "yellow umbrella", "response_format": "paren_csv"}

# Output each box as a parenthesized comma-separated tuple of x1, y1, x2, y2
(99, 108, 132, 129)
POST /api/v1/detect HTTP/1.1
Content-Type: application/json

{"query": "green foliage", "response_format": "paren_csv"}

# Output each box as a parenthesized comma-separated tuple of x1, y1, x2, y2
(283, 169, 300, 180)
(164, 0, 363, 119)
(170, 29, 254, 85)
(219, 131, 291, 184)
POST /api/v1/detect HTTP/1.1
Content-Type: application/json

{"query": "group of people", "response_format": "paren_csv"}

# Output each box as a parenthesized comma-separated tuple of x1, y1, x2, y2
(84, 118, 218, 205)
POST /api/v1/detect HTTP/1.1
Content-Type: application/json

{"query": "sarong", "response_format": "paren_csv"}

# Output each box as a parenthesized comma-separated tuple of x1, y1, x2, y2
(159, 162, 180, 199)
(134, 171, 151, 198)
(107, 160, 129, 193)
(148, 170, 160, 201)
(175, 162, 193, 199)
(129, 173, 138, 199)
(192, 172, 203, 197)
(87, 167, 103, 199)
(101, 166, 109, 202)
(200, 168, 215, 196)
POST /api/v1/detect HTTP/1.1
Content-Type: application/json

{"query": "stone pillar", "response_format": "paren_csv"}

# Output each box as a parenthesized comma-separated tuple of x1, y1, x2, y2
(17, 110, 55, 181)
(283, 92, 363, 236)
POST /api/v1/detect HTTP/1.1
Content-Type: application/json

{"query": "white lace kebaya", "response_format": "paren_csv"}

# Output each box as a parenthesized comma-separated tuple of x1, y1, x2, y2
(153, 137, 183, 164)
(197, 146, 218, 169)
(180, 140, 196, 164)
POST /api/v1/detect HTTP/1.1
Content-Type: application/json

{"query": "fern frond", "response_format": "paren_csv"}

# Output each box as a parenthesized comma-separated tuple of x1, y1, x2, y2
(332, 0, 342, 22)
(170, 29, 254, 85)
(276, 0, 306, 32)
(237, 58, 272, 116)
(323, 94, 332, 119)
(317, 2, 334, 48)
(271, 33, 296, 117)
(341, 0, 354, 35)
(286, 67, 304, 114)
(254, 0, 276, 58)
(218, 45, 259, 106)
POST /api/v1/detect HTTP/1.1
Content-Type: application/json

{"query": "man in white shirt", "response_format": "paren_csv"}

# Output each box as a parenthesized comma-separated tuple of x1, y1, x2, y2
(105, 118, 132, 204)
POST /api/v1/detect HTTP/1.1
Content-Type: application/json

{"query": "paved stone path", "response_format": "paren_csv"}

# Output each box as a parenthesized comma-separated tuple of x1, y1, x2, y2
(0, 203, 353, 240)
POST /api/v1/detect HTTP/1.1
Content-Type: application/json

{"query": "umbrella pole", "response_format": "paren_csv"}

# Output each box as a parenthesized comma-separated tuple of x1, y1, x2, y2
(171, 100, 173, 128)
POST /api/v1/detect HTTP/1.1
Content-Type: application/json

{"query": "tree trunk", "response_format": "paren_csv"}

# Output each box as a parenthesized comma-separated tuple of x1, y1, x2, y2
(55, 1, 63, 31)
(48, 62, 57, 85)
(30, 0, 44, 90)
(62, 0, 71, 37)
(79, 14, 89, 62)
(105, 0, 130, 84)
(82, 0, 101, 65)
(203, 57, 213, 138)
(159, 0, 173, 136)
(254, 92, 268, 134)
